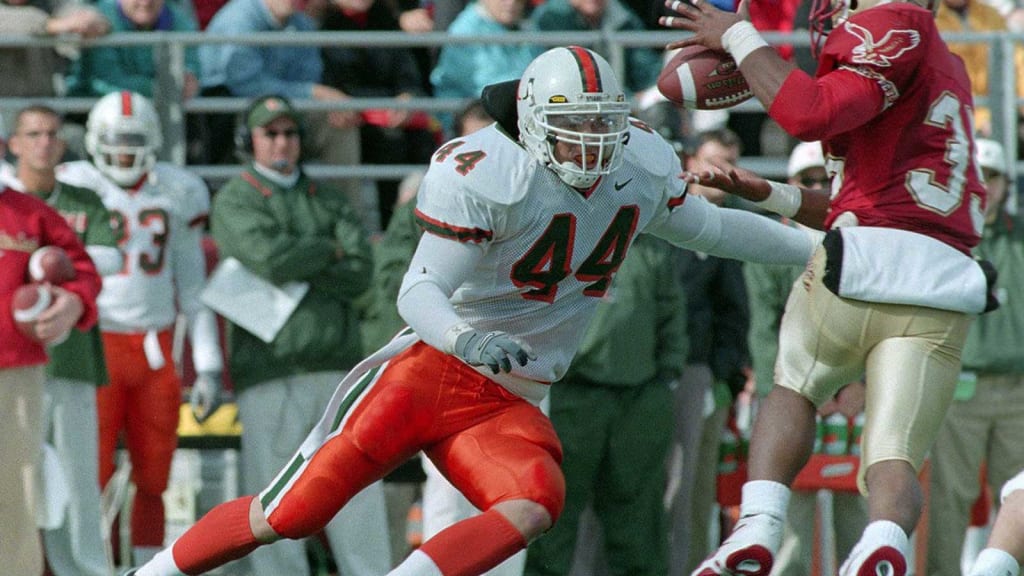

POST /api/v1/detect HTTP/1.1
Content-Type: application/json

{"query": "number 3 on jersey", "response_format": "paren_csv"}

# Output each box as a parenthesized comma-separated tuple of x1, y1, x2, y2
(907, 92, 984, 235)
(511, 206, 639, 303)
(109, 207, 170, 275)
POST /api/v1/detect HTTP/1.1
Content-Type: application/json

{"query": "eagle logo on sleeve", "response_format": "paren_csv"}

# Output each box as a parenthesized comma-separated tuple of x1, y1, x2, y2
(844, 21, 921, 67)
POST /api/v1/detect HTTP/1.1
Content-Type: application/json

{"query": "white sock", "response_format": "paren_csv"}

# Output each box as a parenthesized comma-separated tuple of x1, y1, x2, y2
(134, 546, 186, 576)
(861, 520, 910, 555)
(388, 549, 444, 576)
(740, 480, 791, 519)
(969, 548, 1021, 576)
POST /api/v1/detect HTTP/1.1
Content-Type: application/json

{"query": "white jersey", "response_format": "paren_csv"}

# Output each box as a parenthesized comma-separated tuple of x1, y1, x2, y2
(414, 121, 685, 383)
(57, 161, 222, 373)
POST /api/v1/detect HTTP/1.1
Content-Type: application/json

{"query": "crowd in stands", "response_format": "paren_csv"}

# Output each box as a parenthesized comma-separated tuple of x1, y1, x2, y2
(2, 0, 1024, 574)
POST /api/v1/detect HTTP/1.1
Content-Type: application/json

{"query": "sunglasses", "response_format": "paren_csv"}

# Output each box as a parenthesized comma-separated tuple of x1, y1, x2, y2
(262, 128, 300, 140)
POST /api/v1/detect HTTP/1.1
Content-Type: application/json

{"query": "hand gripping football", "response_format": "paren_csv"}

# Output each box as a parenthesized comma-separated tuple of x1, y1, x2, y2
(28, 246, 76, 284)
(657, 45, 753, 110)
(12, 283, 53, 342)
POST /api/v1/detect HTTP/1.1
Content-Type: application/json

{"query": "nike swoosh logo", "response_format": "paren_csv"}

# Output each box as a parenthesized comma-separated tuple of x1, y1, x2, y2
(614, 178, 633, 191)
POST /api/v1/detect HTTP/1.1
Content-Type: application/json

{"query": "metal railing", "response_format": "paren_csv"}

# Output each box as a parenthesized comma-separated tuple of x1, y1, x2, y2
(0, 28, 1018, 183)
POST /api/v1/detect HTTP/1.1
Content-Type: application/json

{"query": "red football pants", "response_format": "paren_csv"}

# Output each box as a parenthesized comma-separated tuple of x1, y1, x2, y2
(98, 329, 181, 547)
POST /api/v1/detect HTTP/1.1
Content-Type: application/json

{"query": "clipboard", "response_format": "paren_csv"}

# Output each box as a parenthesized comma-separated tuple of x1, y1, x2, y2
(200, 257, 309, 343)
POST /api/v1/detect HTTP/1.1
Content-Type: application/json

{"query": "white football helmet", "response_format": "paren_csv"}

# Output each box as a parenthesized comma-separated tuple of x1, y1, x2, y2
(809, 0, 937, 57)
(517, 46, 630, 189)
(85, 91, 162, 186)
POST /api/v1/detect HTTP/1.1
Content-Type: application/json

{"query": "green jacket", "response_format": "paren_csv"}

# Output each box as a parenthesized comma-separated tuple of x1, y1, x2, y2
(566, 235, 688, 387)
(35, 182, 116, 386)
(743, 216, 802, 398)
(210, 167, 372, 390)
(359, 199, 421, 353)
(963, 211, 1024, 373)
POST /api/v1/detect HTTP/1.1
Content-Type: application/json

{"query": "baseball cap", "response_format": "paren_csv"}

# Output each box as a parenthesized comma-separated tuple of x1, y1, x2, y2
(975, 138, 1006, 174)
(246, 96, 300, 130)
(787, 141, 825, 178)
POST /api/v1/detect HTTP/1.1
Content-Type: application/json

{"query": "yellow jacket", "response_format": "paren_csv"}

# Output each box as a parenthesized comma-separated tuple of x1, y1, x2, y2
(936, 0, 1023, 133)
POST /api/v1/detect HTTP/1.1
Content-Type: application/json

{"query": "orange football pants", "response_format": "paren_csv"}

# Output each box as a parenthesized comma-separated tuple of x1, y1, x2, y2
(262, 342, 566, 538)
(98, 329, 181, 547)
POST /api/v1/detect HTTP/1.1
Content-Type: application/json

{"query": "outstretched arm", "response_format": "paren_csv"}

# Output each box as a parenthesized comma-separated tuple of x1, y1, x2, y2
(648, 192, 822, 265)
(683, 158, 831, 229)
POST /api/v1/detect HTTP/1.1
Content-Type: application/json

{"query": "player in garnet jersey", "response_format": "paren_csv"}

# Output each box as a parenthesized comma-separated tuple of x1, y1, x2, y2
(661, 1, 991, 575)
(124, 46, 821, 576)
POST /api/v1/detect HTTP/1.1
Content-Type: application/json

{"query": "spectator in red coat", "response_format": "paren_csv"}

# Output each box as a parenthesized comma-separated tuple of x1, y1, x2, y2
(0, 187, 101, 576)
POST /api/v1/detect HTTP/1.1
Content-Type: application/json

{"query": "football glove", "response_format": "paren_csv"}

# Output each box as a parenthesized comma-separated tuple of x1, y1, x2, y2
(190, 371, 223, 424)
(454, 330, 536, 374)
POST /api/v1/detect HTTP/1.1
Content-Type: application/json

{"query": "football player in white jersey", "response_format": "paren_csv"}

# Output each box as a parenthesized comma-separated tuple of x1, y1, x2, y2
(58, 90, 224, 565)
(125, 46, 820, 576)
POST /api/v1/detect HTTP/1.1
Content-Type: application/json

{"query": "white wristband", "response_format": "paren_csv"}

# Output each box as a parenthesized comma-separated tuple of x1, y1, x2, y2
(721, 20, 769, 66)
(442, 322, 476, 355)
(757, 181, 802, 218)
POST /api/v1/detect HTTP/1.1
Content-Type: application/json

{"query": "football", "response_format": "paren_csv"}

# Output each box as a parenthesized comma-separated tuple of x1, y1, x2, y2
(11, 283, 53, 342)
(657, 45, 753, 110)
(28, 246, 76, 284)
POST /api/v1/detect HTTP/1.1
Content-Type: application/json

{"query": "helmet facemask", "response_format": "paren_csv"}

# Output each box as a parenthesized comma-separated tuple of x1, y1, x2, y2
(91, 129, 157, 187)
(525, 102, 630, 189)
(809, 0, 844, 58)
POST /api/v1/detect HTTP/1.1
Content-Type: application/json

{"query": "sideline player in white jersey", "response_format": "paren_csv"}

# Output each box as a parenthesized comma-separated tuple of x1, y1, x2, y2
(58, 90, 224, 565)
(124, 46, 820, 576)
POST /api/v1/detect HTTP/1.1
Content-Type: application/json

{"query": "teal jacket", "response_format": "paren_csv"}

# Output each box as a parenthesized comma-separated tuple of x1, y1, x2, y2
(963, 211, 1024, 373)
(211, 166, 372, 390)
(566, 235, 688, 387)
(65, 0, 201, 97)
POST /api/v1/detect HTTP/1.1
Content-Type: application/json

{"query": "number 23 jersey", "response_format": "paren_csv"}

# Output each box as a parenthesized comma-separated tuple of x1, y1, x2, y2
(57, 161, 210, 332)
(414, 121, 686, 383)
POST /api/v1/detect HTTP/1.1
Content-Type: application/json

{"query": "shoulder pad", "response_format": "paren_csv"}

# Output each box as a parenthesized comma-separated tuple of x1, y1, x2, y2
(826, 6, 927, 71)
(151, 164, 211, 223)
(423, 126, 536, 208)
(621, 119, 681, 180)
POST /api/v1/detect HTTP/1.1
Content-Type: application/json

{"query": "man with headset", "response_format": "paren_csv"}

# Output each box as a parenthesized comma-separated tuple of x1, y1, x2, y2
(209, 94, 391, 576)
